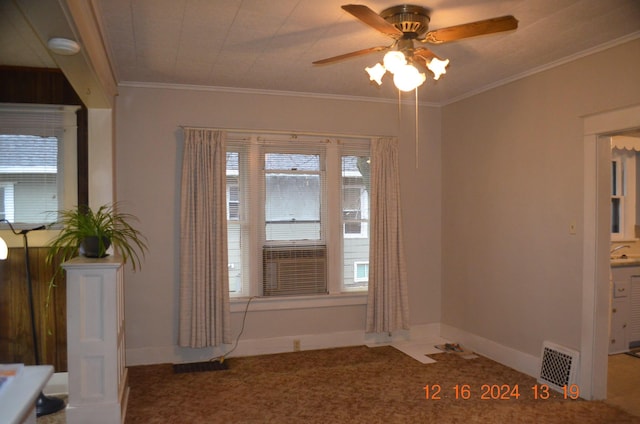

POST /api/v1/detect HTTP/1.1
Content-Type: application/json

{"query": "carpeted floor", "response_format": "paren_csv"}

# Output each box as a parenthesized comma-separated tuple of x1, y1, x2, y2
(38, 345, 640, 423)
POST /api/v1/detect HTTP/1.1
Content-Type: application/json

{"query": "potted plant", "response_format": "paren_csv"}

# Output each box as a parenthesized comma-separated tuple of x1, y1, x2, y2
(46, 203, 148, 270)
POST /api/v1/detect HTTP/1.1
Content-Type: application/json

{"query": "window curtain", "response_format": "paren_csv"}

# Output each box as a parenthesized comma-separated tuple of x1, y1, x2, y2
(178, 128, 231, 347)
(366, 137, 410, 333)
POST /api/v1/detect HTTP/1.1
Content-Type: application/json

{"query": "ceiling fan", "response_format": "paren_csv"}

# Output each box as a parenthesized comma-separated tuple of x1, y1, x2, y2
(313, 4, 518, 90)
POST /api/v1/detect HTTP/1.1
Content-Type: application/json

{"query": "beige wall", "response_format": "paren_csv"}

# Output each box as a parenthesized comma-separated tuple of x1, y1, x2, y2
(114, 88, 442, 363)
(441, 38, 640, 357)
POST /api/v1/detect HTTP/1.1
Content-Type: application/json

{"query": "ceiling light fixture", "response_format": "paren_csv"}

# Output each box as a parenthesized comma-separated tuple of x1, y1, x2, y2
(47, 37, 81, 56)
(364, 49, 449, 168)
(364, 50, 449, 92)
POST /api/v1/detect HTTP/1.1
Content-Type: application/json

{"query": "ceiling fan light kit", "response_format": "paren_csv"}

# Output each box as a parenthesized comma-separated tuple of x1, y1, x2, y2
(314, 3, 518, 92)
(314, 3, 517, 167)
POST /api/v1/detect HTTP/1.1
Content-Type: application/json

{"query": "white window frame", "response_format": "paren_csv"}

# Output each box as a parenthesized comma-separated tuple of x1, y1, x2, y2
(611, 149, 636, 241)
(226, 133, 370, 302)
(0, 182, 15, 222)
(0, 104, 78, 225)
(262, 146, 326, 247)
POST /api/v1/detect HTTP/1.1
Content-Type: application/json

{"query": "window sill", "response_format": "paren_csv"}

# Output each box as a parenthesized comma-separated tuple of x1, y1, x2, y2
(230, 292, 367, 312)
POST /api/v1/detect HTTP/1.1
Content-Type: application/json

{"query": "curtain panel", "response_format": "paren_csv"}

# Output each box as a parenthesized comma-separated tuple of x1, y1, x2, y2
(178, 128, 231, 347)
(366, 137, 410, 333)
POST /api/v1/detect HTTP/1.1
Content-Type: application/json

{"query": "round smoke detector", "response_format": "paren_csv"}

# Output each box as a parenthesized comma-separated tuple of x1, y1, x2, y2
(47, 37, 81, 56)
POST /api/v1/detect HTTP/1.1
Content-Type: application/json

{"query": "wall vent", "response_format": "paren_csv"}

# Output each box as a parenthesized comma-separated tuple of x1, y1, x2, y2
(538, 341, 579, 393)
(263, 245, 327, 296)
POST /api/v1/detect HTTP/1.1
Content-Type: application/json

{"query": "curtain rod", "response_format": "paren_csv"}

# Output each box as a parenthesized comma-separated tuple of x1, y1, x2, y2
(179, 125, 392, 140)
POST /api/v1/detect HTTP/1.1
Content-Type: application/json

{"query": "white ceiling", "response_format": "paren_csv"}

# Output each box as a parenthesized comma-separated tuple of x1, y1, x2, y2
(3, 0, 640, 104)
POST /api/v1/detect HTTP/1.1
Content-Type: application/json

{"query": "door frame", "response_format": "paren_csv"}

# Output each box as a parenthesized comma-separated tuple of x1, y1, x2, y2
(582, 103, 640, 399)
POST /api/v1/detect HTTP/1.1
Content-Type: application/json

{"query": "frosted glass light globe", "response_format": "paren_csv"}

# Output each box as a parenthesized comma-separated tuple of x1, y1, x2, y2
(365, 63, 386, 85)
(427, 57, 450, 80)
(393, 64, 426, 92)
(383, 51, 406, 74)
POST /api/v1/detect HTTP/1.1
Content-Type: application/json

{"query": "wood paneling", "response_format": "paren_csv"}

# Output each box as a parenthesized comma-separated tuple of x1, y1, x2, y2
(0, 247, 67, 371)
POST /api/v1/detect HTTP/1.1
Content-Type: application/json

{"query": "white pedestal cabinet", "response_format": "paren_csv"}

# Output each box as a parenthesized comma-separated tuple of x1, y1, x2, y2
(62, 256, 129, 424)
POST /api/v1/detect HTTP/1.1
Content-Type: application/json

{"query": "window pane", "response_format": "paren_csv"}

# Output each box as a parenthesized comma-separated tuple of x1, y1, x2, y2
(343, 187, 362, 234)
(265, 153, 319, 171)
(0, 185, 5, 220)
(265, 153, 322, 241)
(612, 161, 617, 195)
(612, 198, 620, 233)
(228, 224, 242, 293)
(0, 104, 78, 225)
(342, 155, 370, 290)
(226, 151, 243, 294)
(0, 134, 59, 223)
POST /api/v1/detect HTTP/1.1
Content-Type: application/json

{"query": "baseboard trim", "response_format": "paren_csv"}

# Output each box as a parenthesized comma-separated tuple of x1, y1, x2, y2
(44, 371, 68, 395)
(57, 324, 540, 394)
(440, 324, 540, 378)
(126, 323, 442, 366)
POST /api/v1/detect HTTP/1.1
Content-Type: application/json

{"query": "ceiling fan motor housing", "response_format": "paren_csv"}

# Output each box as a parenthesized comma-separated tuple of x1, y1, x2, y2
(380, 5, 431, 39)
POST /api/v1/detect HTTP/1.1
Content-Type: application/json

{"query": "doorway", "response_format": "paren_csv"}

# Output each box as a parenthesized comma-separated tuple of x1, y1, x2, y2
(582, 103, 640, 400)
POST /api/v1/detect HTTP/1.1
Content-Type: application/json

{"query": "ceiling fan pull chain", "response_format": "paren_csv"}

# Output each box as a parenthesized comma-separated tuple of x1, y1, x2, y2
(415, 87, 419, 169)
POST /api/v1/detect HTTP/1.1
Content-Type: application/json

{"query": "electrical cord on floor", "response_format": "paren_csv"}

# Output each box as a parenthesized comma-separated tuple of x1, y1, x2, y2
(211, 296, 256, 364)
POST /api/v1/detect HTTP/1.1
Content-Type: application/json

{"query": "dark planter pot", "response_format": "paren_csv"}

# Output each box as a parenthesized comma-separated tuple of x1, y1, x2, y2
(80, 236, 111, 258)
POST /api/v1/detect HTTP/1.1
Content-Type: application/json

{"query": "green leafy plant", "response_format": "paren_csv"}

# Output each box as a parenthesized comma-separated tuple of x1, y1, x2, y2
(46, 203, 148, 270)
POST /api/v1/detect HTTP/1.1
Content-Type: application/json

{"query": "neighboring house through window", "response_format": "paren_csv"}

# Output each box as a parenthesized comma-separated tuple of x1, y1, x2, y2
(0, 104, 79, 225)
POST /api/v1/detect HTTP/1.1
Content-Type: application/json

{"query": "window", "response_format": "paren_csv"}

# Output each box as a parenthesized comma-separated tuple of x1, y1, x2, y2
(226, 152, 242, 294)
(611, 147, 636, 241)
(264, 153, 323, 242)
(342, 155, 370, 290)
(353, 261, 369, 283)
(0, 104, 78, 225)
(226, 134, 370, 297)
(611, 155, 623, 235)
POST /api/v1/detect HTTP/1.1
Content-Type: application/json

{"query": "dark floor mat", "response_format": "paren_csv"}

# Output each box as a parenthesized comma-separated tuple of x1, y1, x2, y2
(173, 360, 228, 373)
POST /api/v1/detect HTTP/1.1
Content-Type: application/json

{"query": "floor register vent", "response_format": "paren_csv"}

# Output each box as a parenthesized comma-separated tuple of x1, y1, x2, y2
(538, 341, 579, 393)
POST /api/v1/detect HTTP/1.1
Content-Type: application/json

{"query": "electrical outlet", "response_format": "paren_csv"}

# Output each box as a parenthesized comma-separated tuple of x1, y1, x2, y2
(293, 339, 301, 352)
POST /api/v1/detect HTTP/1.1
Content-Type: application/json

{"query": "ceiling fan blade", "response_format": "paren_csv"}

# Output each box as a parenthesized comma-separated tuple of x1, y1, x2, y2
(342, 4, 403, 38)
(413, 47, 440, 63)
(422, 15, 518, 44)
(412, 47, 444, 71)
(313, 46, 388, 65)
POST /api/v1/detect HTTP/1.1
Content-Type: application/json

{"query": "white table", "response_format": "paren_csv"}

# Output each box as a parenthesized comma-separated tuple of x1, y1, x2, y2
(0, 365, 53, 424)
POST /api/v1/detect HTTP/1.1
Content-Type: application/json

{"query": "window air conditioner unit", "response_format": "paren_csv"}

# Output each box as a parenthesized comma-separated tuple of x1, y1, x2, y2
(263, 245, 327, 296)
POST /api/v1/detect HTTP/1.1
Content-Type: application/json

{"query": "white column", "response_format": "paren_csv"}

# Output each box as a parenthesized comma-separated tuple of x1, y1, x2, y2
(62, 256, 128, 424)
